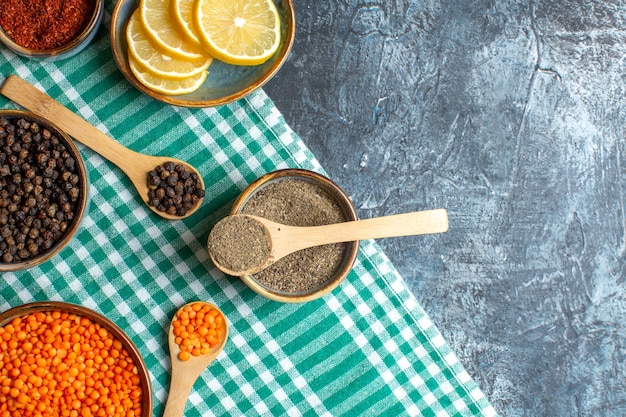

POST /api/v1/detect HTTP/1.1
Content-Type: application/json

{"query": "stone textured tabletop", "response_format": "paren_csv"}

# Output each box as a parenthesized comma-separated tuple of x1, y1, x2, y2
(265, 1, 626, 416)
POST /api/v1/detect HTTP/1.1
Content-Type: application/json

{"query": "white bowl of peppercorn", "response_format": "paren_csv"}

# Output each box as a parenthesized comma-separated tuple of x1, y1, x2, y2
(0, 110, 89, 272)
(0, 0, 104, 60)
(226, 169, 360, 303)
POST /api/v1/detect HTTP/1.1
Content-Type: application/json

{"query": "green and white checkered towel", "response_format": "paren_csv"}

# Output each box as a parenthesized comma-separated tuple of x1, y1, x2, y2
(0, 3, 497, 416)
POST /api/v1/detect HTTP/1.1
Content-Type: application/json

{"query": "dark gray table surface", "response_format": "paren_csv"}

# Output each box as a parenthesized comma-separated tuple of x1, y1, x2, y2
(265, 1, 626, 416)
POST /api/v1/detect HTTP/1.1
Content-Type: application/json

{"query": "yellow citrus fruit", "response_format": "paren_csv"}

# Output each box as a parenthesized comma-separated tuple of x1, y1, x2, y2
(129, 55, 208, 95)
(169, 0, 202, 49)
(194, 0, 281, 66)
(139, 0, 207, 61)
(127, 10, 212, 80)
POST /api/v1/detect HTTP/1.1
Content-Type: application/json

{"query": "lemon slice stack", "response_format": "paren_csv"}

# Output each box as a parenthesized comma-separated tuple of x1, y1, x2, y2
(126, 0, 281, 96)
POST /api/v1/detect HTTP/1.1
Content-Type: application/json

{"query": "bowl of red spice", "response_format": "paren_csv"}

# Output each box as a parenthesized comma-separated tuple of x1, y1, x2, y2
(224, 169, 360, 303)
(0, 0, 104, 60)
(0, 301, 152, 417)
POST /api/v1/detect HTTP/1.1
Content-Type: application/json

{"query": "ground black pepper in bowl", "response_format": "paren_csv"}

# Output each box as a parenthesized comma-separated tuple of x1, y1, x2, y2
(0, 111, 88, 271)
(228, 169, 359, 302)
(147, 162, 205, 217)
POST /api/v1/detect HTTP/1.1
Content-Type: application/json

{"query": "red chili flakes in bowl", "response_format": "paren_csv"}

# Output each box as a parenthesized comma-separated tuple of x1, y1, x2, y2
(0, 0, 96, 50)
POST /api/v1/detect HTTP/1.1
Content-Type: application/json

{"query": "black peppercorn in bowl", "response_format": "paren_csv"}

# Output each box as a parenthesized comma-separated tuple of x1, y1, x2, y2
(227, 169, 359, 303)
(0, 110, 89, 272)
(0, 0, 104, 61)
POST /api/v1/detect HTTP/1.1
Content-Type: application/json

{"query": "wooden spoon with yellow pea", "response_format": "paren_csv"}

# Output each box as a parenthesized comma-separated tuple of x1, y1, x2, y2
(163, 301, 228, 417)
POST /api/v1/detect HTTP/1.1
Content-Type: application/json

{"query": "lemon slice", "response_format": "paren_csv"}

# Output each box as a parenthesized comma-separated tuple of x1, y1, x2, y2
(129, 56, 208, 95)
(169, 0, 202, 49)
(194, 0, 281, 66)
(127, 10, 212, 80)
(139, 0, 207, 61)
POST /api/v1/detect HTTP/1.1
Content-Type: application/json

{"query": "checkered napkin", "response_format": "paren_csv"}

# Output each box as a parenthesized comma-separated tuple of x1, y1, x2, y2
(0, 4, 496, 417)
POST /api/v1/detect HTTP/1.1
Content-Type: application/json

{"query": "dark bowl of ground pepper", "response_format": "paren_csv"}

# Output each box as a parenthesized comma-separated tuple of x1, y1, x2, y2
(0, 110, 89, 271)
(0, 0, 104, 60)
(227, 169, 359, 303)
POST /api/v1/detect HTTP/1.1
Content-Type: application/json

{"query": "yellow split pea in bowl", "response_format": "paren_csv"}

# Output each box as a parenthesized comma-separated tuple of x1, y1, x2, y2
(0, 301, 152, 417)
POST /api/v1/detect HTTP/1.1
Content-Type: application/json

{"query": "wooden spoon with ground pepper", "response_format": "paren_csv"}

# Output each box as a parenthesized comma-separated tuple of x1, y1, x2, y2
(0, 75, 205, 220)
(208, 208, 449, 276)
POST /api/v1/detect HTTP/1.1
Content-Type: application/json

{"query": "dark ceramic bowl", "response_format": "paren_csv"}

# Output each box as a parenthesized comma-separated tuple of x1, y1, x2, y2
(228, 169, 359, 303)
(110, 0, 295, 107)
(0, 301, 153, 417)
(0, 0, 104, 60)
(0, 110, 89, 272)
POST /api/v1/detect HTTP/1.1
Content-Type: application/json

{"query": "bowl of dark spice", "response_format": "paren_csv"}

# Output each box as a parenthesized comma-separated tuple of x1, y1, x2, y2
(219, 169, 359, 303)
(0, 110, 89, 271)
(0, 0, 104, 60)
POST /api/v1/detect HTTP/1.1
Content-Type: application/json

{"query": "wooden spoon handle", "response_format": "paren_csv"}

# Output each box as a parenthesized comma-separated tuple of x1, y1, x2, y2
(270, 208, 449, 255)
(162, 366, 200, 417)
(0, 75, 147, 178)
(1, 75, 207, 220)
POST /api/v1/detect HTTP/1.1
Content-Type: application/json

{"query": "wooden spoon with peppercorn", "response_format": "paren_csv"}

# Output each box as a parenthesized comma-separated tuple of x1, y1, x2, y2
(0, 75, 205, 220)
(208, 208, 449, 276)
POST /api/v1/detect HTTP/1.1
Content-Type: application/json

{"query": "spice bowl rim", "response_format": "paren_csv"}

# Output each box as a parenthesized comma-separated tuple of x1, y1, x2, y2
(228, 168, 359, 303)
(0, 0, 104, 61)
(0, 301, 153, 417)
(0, 109, 89, 272)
